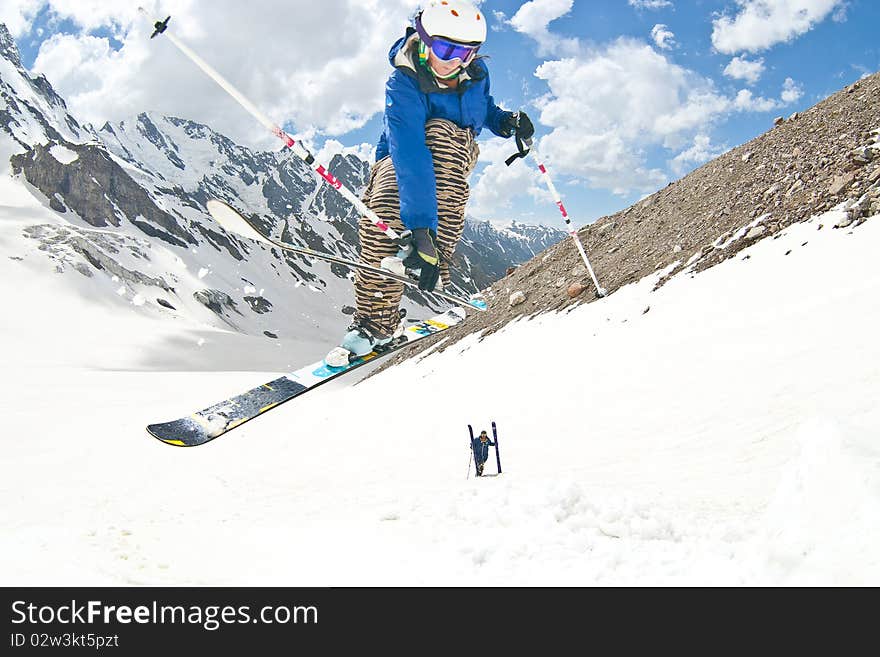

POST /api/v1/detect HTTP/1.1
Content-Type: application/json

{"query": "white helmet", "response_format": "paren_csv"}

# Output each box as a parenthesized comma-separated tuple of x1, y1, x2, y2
(417, 0, 487, 45)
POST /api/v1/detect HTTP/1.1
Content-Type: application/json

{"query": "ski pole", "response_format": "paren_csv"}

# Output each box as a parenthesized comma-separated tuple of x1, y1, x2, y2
(141, 11, 401, 243)
(467, 424, 476, 479)
(492, 420, 502, 474)
(505, 120, 607, 298)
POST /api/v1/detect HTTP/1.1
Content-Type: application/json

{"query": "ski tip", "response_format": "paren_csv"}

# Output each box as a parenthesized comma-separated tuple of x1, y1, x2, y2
(146, 423, 196, 447)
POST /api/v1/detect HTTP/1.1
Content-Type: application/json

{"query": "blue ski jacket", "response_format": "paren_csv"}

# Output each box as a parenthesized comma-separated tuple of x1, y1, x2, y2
(375, 29, 513, 232)
(472, 437, 496, 464)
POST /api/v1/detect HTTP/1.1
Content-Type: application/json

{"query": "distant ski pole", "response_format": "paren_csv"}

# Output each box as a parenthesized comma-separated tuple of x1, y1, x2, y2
(467, 424, 476, 479)
(139, 9, 401, 243)
(505, 119, 607, 298)
(492, 421, 502, 474)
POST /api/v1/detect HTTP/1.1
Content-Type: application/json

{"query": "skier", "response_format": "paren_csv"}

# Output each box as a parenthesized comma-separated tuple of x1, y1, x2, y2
(326, 0, 534, 365)
(472, 429, 496, 477)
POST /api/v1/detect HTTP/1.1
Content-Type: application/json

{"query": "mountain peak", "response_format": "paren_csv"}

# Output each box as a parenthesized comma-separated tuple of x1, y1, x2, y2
(0, 23, 23, 69)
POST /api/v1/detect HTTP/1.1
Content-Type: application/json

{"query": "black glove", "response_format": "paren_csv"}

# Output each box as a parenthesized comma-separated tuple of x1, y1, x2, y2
(500, 111, 534, 140)
(515, 111, 534, 141)
(401, 228, 441, 291)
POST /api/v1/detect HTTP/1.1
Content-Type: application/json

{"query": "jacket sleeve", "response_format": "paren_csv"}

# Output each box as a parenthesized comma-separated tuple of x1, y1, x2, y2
(481, 67, 513, 138)
(384, 71, 437, 232)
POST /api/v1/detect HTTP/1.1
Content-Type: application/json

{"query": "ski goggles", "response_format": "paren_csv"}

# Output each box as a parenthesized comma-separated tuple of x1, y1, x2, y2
(427, 36, 479, 63)
(415, 20, 481, 63)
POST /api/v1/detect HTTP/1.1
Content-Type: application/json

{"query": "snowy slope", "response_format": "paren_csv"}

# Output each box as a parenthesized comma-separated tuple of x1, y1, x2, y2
(2, 201, 877, 586)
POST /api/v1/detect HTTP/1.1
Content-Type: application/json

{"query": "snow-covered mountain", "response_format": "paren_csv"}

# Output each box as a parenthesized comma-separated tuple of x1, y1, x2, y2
(0, 22, 563, 366)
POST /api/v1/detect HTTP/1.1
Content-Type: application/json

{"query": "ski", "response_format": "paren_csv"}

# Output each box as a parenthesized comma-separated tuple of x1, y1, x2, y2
(468, 424, 477, 477)
(492, 420, 502, 474)
(147, 306, 467, 446)
(207, 200, 487, 311)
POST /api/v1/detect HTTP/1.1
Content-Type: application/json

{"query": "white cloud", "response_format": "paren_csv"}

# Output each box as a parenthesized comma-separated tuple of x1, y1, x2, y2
(22, 0, 423, 148)
(781, 77, 804, 103)
(723, 55, 765, 84)
(650, 24, 676, 50)
(629, 0, 674, 9)
(732, 78, 802, 112)
(670, 134, 728, 175)
(489, 39, 807, 197)
(508, 0, 579, 56)
(712, 0, 845, 54)
(468, 137, 545, 220)
(732, 89, 779, 112)
(528, 39, 736, 194)
(314, 139, 375, 168)
(3, 0, 53, 37)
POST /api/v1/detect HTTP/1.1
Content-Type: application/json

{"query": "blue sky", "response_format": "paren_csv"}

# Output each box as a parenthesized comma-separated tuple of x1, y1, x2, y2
(6, 1, 880, 229)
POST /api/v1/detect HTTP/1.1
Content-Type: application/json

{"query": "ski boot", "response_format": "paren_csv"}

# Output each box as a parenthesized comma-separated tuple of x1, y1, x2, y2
(324, 310, 406, 368)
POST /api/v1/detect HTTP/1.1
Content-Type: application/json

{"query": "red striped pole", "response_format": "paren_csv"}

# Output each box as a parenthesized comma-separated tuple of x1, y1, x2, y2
(527, 142, 607, 297)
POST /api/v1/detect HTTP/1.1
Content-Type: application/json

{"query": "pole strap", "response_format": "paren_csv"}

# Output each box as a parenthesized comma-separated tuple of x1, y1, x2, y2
(504, 135, 531, 166)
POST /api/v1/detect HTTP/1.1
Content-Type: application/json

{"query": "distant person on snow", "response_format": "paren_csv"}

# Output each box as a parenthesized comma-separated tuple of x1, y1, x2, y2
(472, 429, 495, 476)
(325, 0, 534, 366)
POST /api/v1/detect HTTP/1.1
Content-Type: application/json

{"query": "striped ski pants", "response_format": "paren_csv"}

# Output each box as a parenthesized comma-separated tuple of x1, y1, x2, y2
(355, 118, 480, 333)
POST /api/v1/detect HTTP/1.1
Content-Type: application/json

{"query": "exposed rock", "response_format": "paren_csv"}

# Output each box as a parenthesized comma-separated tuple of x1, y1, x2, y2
(10, 143, 195, 248)
(194, 289, 242, 317)
(567, 283, 586, 298)
(509, 290, 526, 306)
(598, 222, 616, 236)
(829, 172, 856, 195)
(763, 183, 780, 197)
(774, 116, 785, 126)
(22, 224, 173, 290)
(850, 146, 875, 165)
(244, 296, 273, 314)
